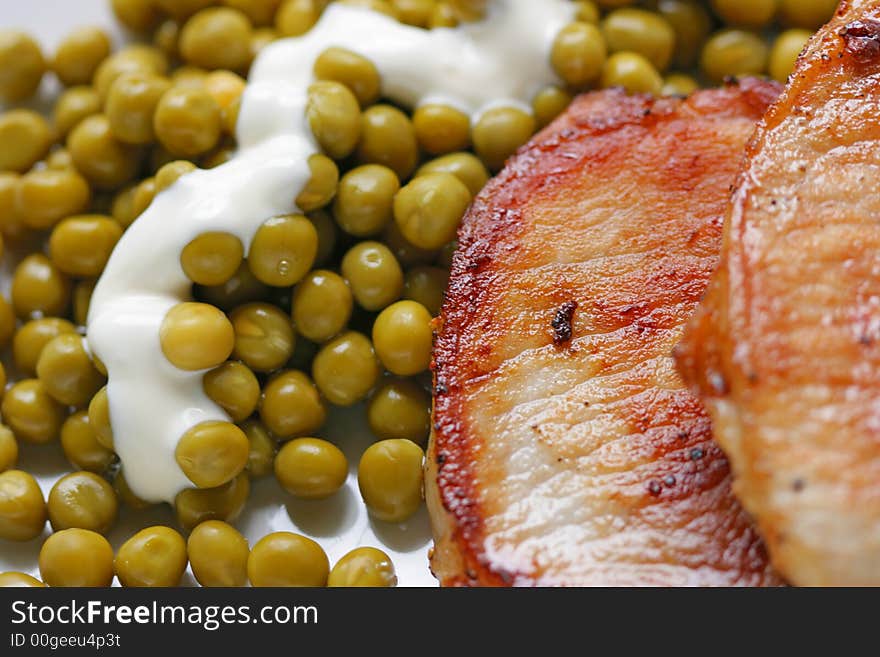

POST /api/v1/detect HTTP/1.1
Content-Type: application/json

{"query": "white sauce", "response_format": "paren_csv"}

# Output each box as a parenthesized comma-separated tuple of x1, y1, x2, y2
(87, 0, 575, 503)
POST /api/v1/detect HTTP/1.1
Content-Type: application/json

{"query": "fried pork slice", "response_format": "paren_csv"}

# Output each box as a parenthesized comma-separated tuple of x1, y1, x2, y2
(427, 80, 782, 586)
(676, 1, 880, 586)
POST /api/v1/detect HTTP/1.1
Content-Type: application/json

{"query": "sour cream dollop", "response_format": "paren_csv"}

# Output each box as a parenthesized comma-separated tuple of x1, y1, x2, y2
(87, 0, 575, 503)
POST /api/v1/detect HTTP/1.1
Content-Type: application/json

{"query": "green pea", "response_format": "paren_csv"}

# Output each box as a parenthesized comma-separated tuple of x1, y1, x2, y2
(367, 379, 430, 444)
(241, 419, 277, 478)
(769, 29, 812, 83)
(60, 411, 115, 473)
(415, 152, 489, 197)
(175, 420, 250, 489)
(187, 519, 249, 587)
(333, 164, 399, 237)
(372, 300, 433, 376)
(710, 0, 777, 28)
(49, 215, 122, 278)
(247, 531, 329, 587)
(53, 86, 101, 138)
(701, 29, 769, 84)
(67, 114, 141, 190)
(403, 265, 448, 316)
(36, 333, 106, 407)
(274, 437, 348, 499)
(306, 81, 361, 160)
(203, 360, 260, 422)
(153, 86, 222, 158)
(47, 471, 117, 534)
(0, 470, 47, 541)
(39, 529, 114, 586)
(340, 241, 403, 312)
(110, 0, 161, 32)
(106, 72, 171, 145)
(275, 0, 322, 37)
(413, 104, 471, 155)
(13, 318, 77, 378)
(259, 370, 326, 439)
(313, 47, 380, 107)
(602, 9, 675, 72)
(357, 105, 418, 180)
(654, 0, 712, 68)
(357, 439, 424, 523)
(179, 7, 254, 72)
(311, 331, 380, 406)
(16, 169, 91, 231)
(778, 0, 837, 29)
(292, 270, 353, 343)
(2, 379, 67, 445)
(393, 173, 471, 250)
(181, 232, 245, 287)
(0, 110, 52, 173)
(472, 107, 535, 172)
(600, 51, 663, 95)
(51, 27, 111, 87)
(159, 302, 235, 372)
(0, 31, 45, 102)
(174, 471, 250, 531)
(248, 214, 318, 287)
(662, 73, 699, 96)
(229, 302, 295, 372)
(114, 526, 188, 587)
(551, 21, 606, 87)
(328, 546, 397, 587)
(296, 154, 339, 212)
(88, 387, 114, 450)
(532, 86, 573, 129)
(0, 426, 17, 473)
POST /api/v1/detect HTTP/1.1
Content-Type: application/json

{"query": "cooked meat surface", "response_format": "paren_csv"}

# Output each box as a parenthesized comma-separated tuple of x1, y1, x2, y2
(427, 80, 782, 586)
(676, 0, 880, 587)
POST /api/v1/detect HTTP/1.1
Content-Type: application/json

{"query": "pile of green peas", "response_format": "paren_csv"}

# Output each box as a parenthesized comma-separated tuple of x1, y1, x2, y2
(0, 0, 833, 587)
(549, 0, 837, 98)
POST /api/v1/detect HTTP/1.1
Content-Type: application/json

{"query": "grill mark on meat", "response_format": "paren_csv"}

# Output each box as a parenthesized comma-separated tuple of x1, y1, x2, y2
(551, 301, 578, 344)
(840, 19, 880, 62)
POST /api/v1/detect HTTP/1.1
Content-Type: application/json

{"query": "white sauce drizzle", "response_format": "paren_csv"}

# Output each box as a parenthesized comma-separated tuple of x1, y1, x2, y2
(87, 0, 574, 503)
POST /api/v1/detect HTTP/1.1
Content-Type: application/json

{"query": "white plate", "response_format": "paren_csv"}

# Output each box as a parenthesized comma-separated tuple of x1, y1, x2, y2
(0, 0, 437, 587)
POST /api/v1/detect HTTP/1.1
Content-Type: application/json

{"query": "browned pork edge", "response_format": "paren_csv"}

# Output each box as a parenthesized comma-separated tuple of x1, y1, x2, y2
(426, 80, 780, 586)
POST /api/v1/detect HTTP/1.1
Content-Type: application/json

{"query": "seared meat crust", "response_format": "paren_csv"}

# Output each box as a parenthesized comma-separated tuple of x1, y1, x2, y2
(428, 80, 782, 586)
(676, 0, 880, 586)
